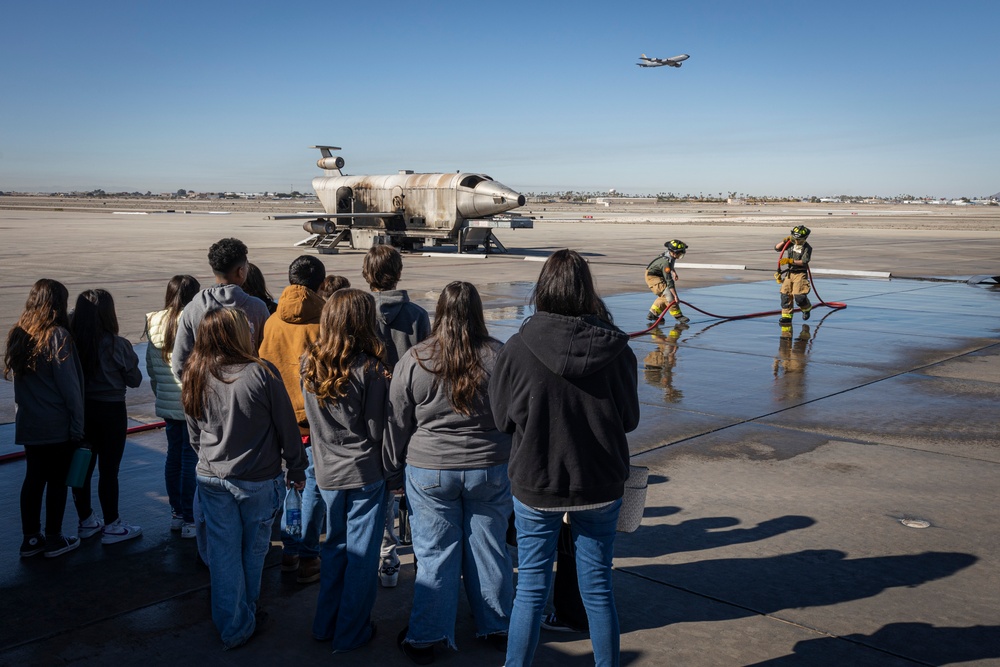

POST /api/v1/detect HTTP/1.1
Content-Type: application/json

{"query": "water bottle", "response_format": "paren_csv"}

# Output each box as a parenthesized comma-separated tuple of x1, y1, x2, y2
(66, 443, 93, 488)
(285, 487, 302, 538)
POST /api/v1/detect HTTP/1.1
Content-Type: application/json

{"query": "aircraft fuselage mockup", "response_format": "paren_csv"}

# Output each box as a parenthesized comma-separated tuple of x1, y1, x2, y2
(637, 53, 689, 68)
(272, 146, 529, 253)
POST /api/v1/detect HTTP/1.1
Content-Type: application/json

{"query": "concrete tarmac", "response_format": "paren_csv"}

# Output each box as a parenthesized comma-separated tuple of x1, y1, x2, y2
(0, 207, 998, 665)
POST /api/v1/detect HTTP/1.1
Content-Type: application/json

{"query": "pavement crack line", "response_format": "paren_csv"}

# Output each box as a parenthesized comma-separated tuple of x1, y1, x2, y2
(614, 567, 933, 667)
(633, 340, 1000, 461)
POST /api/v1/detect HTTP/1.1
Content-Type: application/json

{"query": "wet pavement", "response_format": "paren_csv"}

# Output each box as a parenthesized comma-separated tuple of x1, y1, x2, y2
(1, 271, 999, 665)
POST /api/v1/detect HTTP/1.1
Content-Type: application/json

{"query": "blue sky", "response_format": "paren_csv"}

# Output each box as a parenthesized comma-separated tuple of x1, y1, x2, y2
(2, 0, 998, 197)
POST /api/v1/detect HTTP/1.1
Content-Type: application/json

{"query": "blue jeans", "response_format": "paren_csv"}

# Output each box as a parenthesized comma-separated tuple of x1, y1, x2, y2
(505, 497, 622, 667)
(313, 479, 386, 652)
(281, 446, 325, 558)
(404, 464, 514, 649)
(197, 473, 284, 649)
(164, 419, 197, 523)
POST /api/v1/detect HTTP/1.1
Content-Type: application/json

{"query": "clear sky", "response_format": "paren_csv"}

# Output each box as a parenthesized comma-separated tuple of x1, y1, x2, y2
(2, 0, 998, 197)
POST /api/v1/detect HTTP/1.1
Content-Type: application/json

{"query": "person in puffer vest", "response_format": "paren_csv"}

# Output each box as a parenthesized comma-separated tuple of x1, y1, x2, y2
(145, 275, 200, 537)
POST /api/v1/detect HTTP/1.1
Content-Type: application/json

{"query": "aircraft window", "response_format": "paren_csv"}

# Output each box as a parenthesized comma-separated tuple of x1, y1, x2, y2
(459, 175, 485, 188)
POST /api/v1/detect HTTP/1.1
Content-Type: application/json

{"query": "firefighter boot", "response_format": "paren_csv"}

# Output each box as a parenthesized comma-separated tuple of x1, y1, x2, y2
(669, 306, 689, 324)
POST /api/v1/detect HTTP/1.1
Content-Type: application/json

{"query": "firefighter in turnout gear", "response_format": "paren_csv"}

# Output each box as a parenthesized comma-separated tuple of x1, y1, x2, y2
(646, 239, 690, 323)
(774, 225, 813, 325)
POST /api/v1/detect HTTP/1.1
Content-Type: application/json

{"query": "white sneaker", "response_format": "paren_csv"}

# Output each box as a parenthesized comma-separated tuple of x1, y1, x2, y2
(379, 564, 399, 588)
(180, 523, 196, 539)
(102, 518, 142, 544)
(78, 512, 104, 539)
(170, 513, 184, 532)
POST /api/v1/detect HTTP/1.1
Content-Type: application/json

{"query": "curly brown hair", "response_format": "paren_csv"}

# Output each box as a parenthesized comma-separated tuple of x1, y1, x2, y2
(301, 289, 386, 405)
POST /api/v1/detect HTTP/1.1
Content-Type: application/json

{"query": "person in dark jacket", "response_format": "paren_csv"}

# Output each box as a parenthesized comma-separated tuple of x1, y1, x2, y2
(5, 279, 85, 558)
(489, 249, 640, 667)
(70, 288, 143, 544)
(362, 244, 431, 588)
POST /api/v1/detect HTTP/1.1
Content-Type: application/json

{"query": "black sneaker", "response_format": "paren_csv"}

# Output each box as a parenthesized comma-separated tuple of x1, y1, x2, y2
(397, 626, 435, 665)
(44, 535, 80, 558)
(540, 613, 585, 633)
(20, 533, 46, 558)
(481, 632, 508, 652)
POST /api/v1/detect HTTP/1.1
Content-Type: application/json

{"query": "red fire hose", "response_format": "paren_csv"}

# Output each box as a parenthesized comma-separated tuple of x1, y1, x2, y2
(0, 420, 167, 464)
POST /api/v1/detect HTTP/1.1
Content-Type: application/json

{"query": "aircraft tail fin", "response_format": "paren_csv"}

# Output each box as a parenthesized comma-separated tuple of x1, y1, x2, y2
(310, 145, 342, 159)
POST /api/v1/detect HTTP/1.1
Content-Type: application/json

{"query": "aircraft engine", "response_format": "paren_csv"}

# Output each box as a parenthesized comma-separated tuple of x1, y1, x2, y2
(317, 157, 346, 170)
(303, 220, 335, 235)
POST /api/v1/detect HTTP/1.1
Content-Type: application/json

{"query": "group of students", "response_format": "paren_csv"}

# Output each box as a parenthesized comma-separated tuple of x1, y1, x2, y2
(6, 282, 145, 559)
(5, 238, 640, 666)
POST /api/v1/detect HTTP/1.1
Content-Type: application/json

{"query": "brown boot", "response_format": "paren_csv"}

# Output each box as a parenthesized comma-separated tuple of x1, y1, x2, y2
(297, 556, 322, 584)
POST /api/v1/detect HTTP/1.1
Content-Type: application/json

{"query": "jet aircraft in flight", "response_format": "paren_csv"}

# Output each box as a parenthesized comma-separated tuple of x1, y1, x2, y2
(636, 53, 690, 68)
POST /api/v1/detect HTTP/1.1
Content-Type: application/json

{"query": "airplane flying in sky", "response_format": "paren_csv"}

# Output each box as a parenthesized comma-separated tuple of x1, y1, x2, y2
(636, 53, 690, 68)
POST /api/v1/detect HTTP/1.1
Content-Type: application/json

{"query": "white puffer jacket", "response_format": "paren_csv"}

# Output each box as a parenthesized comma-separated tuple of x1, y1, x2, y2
(145, 309, 185, 420)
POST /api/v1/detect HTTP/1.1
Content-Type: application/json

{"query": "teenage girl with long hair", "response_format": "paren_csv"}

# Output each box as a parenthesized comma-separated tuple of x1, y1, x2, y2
(387, 281, 513, 663)
(70, 288, 143, 544)
(181, 307, 306, 650)
(490, 249, 640, 667)
(144, 274, 200, 536)
(302, 289, 391, 653)
(5, 279, 85, 558)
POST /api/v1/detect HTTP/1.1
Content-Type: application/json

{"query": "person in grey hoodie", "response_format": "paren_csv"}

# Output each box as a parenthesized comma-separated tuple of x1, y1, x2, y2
(362, 244, 430, 588)
(489, 249, 640, 667)
(387, 281, 513, 663)
(5, 279, 85, 558)
(181, 307, 307, 650)
(171, 237, 270, 379)
(301, 289, 391, 653)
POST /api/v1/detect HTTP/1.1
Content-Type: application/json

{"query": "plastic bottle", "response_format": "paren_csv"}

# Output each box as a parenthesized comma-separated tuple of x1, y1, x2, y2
(285, 488, 302, 538)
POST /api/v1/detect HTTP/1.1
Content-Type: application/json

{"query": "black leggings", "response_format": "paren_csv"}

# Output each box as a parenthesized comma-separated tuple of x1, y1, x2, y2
(20, 441, 75, 537)
(73, 399, 128, 525)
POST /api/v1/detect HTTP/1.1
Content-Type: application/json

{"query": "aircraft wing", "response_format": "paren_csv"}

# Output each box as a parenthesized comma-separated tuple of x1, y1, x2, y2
(266, 212, 398, 220)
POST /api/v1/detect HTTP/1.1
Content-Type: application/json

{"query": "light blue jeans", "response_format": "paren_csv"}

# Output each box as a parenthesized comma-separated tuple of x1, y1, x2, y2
(281, 446, 325, 558)
(196, 473, 284, 649)
(404, 464, 514, 649)
(313, 479, 386, 652)
(505, 497, 622, 667)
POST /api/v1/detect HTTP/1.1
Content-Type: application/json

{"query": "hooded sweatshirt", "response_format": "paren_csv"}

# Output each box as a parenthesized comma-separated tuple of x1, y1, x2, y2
(170, 284, 270, 379)
(258, 284, 325, 433)
(489, 312, 640, 508)
(301, 353, 391, 490)
(371, 290, 431, 369)
(13, 327, 86, 445)
(186, 359, 307, 483)
(385, 338, 510, 482)
(84, 333, 142, 402)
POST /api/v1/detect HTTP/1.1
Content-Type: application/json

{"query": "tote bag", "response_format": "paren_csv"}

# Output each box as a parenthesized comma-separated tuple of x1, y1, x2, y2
(616, 465, 649, 533)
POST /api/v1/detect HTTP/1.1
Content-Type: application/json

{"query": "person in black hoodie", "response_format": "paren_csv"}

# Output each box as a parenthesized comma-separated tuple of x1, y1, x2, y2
(489, 249, 639, 667)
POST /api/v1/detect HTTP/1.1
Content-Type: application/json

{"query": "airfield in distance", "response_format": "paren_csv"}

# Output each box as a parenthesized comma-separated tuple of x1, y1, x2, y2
(0, 198, 997, 343)
(1, 199, 999, 665)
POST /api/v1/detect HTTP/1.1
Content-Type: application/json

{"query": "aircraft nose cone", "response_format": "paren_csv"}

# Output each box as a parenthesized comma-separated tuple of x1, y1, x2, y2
(458, 180, 525, 218)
